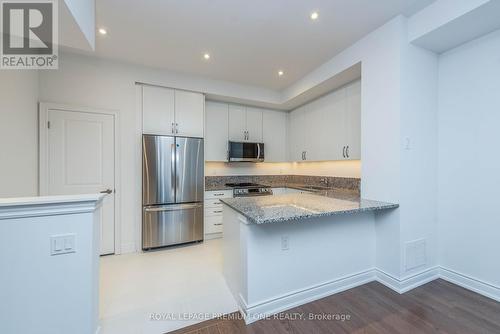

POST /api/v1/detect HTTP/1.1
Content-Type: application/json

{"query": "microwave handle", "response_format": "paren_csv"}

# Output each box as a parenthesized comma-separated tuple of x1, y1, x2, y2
(257, 143, 261, 160)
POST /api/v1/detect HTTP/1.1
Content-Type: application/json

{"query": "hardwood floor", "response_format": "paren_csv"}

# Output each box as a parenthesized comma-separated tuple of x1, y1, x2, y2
(169, 279, 500, 334)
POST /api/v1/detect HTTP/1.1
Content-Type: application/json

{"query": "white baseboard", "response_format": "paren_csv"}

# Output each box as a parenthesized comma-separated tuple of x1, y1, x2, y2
(120, 242, 137, 254)
(238, 265, 500, 324)
(439, 267, 500, 303)
(242, 269, 376, 324)
(204, 233, 223, 240)
(376, 267, 440, 293)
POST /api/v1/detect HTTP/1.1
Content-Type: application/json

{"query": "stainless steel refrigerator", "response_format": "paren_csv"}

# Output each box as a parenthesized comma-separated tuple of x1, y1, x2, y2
(142, 135, 204, 250)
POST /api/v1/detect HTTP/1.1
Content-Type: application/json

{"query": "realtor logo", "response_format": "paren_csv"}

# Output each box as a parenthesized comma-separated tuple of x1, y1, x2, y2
(1, 0, 58, 69)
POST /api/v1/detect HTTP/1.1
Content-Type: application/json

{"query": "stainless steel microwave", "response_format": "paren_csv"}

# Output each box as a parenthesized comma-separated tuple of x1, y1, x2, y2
(228, 141, 264, 162)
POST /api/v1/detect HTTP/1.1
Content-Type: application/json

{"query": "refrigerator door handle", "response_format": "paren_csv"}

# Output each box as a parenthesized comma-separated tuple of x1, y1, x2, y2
(171, 143, 176, 199)
(144, 203, 203, 212)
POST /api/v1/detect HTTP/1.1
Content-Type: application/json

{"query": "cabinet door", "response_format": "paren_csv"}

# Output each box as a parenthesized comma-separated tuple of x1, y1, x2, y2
(262, 109, 287, 162)
(345, 80, 361, 160)
(205, 101, 229, 161)
(228, 104, 247, 141)
(142, 85, 175, 135)
(318, 88, 347, 161)
(303, 97, 325, 161)
(246, 107, 263, 142)
(174, 90, 204, 137)
(288, 105, 307, 161)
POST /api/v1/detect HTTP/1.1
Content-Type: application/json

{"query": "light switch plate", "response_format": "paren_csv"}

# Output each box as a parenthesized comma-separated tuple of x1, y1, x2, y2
(281, 236, 289, 251)
(50, 234, 76, 255)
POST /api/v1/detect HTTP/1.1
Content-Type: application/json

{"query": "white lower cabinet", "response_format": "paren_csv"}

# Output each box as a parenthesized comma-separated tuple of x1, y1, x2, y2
(204, 190, 233, 238)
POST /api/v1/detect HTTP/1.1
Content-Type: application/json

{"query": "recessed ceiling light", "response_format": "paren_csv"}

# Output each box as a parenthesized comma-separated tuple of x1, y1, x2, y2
(310, 11, 319, 20)
(278, 70, 284, 77)
(203, 53, 210, 60)
(98, 28, 107, 35)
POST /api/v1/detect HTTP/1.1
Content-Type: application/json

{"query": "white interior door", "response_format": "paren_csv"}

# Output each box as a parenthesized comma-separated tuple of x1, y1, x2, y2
(47, 109, 115, 255)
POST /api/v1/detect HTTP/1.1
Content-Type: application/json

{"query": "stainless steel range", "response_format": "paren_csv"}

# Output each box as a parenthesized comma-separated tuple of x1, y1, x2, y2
(225, 182, 273, 197)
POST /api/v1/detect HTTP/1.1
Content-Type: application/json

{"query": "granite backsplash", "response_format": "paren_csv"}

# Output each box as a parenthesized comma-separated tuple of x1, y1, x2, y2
(205, 175, 360, 193)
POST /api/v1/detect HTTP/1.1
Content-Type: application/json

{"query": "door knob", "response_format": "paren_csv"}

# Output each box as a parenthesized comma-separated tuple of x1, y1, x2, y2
(100, 189, 113, 194)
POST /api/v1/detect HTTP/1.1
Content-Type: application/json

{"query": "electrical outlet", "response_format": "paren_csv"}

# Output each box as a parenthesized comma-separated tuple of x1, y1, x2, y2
(50, 234, 76, 255)
(281, 236, 289, 251)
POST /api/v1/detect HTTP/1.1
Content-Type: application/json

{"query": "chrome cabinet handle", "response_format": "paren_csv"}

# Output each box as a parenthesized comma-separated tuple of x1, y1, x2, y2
(213, 210, 223, 214)
(257, 143, 261, 160)
(304, 151, 307, 160)
(171, 122, 174, 134)
(175, 123, 179, 134)
(343, 146, 346, 158)
(100, 189, 113, 194)
(214, 223, 223, 226)
(346, 146, 349, 158)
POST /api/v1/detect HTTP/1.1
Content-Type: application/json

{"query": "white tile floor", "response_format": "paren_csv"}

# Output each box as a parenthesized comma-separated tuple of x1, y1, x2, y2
(99, 239, 238, 334)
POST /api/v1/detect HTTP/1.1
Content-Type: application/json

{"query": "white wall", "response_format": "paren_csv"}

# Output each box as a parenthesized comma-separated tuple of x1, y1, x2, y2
(63, 0, 96, 49)
(399, 34, 439, 277)
(205, 161, 361, 178)
(0, 71, 39, 198)
(438, 29, 500, 287)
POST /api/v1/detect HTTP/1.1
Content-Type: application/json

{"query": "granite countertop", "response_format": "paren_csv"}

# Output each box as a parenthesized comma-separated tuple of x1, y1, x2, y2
(220, 190, 398, 224)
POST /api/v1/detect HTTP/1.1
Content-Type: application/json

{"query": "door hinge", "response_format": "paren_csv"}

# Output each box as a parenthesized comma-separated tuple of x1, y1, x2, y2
(47, 121, 51, 129)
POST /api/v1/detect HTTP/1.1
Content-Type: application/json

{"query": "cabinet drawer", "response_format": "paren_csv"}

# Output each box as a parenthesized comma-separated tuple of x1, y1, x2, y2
(205, 198, 224, 208)
(205, 216, 223, 234)
(205, 190, 233, 199)
(205, 206, 224, 217)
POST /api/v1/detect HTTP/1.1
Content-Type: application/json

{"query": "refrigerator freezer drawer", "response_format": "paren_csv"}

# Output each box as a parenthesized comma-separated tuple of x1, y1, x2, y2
(142, 203, 203, 249)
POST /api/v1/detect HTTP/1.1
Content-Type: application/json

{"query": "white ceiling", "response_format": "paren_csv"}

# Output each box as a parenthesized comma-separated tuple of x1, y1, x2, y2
(94, 0, 434, 90)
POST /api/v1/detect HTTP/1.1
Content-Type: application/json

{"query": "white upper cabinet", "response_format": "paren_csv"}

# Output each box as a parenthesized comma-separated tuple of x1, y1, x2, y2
(142, 85, 175, 136)
(228, 104, 247, 141)
(262, 109, 287, 162)
(228, 105, 263, 142)
(142, 85, 204, 137)
(287, 79, 361, 162)
(288, 105, 307, 161)
(174, 90, 204, 138)
(345, 80, 361, 160)
(205, 101, 229, 161)
(245, 107, 263, 142)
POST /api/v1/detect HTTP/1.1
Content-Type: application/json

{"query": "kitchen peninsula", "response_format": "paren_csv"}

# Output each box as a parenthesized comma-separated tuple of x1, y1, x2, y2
(220, 188, 397, 323)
